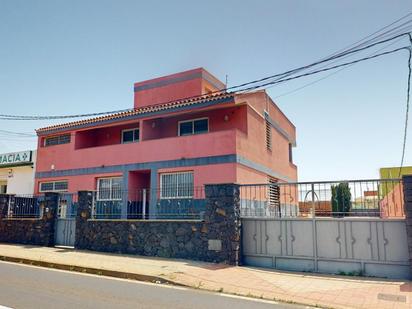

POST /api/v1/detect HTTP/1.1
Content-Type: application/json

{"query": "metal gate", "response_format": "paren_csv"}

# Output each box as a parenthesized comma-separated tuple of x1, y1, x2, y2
(55, 194, 77, 247)
(240, 179, 409, 279)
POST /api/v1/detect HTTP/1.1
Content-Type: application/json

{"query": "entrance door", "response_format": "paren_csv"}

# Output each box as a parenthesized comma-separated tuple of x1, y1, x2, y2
(55, 194, 77, 247)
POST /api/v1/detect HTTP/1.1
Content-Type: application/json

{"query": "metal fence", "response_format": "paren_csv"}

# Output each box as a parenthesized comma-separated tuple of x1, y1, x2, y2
(6, 194, 45, 219)
(91, 187, 206, 220)
(240, 178, 404, 218)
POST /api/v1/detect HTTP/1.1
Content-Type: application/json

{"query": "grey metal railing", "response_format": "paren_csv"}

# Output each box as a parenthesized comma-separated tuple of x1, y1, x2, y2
(6, 194, 45, 219)
(91, 187, 206, 220)
(240, 178, 404, 218)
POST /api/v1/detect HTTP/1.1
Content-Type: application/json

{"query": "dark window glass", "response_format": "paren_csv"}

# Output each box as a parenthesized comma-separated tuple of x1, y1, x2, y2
(59, 134, 71, 144)
(40, 183, 54, 191)
(122, 130, 134, 143)
(194, 119, 208, 134)
(45, 136, 59, 146)
(40, 181, 68, 192)
(179, 121, 193, 136)
(54, 181, 68, 191)
(122, 129, 139, 143)
(134, 129, 140, 142)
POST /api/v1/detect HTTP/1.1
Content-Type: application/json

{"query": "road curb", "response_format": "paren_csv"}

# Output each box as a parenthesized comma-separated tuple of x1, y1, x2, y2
(0, 254, 326, 308)
(0, 255, 180, 286)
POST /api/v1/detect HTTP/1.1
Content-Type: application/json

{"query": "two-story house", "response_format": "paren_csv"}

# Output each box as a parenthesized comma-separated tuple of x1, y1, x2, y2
(34, 68, 297, 217)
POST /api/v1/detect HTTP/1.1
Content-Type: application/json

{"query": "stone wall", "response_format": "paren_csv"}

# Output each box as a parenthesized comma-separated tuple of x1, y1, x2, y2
(0, 193, 58, 246)
(75, 184, 241, 264)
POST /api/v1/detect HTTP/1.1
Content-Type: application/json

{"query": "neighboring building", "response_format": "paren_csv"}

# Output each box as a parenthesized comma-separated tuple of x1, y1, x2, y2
(379, 166, 412, 196)
(34, 68, 297, 216)
(380, 166, 412, 179)
(0, 150, 36, 195)
(379, 166, 410, 218)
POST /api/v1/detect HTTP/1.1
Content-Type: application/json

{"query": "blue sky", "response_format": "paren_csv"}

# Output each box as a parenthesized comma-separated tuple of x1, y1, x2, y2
(0, 0, 411, 181)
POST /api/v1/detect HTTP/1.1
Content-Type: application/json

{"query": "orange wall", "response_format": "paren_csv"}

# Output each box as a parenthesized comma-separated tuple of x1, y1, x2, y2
(380, 183, 405, 218)
(75, 122, 140, 149)
(236, 106, 297, 182)
(35, 89, 297, 193)
(36, 129, 237, 173)
(142, 106, 247, 141)
(35, 172, 122, 194)
(35, 163, 237, 196)
(134, 68, 224, 109)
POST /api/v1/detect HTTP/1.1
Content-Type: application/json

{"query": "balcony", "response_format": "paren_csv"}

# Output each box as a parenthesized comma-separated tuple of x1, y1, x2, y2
(36, 129, 239, 172)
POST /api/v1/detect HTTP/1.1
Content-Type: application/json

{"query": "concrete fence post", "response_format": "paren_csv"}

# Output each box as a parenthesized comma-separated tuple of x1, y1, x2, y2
(75, 191, 93, 249)
(402, 175, 412, 278)
(204, 183, 241, 265)
(43, 192, 60, 246)
(44, 192, 59, 219)
(0, 194, 10, 219)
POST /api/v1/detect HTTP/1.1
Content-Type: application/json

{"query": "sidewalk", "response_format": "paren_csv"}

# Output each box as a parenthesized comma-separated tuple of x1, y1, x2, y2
(0, 244, 410, 309)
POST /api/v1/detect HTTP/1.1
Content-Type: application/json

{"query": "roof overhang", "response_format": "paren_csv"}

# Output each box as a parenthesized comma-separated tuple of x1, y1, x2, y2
(36, 94, 236, 136)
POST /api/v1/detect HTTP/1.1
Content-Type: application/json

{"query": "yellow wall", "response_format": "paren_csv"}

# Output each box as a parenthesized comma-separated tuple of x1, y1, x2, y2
(379, 166, 412, 197)
(380, 166, 412, 179)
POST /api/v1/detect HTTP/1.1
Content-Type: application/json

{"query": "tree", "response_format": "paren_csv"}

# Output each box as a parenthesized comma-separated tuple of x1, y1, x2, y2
(331, 183, 352, 215)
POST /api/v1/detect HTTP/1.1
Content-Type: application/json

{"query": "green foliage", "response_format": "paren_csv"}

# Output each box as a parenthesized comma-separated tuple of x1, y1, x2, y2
(331, 183, 352, 214)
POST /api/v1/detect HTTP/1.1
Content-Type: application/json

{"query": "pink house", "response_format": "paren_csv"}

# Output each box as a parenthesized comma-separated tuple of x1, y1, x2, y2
(34, 68, 297, 217)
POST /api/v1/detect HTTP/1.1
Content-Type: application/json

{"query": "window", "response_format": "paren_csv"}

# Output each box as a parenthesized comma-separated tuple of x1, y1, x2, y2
(266, 119, 272, 151)
(0, 182, 7, 194)
(289, 143, 293, 163)
(44, 134, 71, 147)
(178, 118, 208, 136)
(39, 181, 68, 192)
(160, 171, 194, 199)
(97, 177, 123, 201)
(121, 128, 139, 143)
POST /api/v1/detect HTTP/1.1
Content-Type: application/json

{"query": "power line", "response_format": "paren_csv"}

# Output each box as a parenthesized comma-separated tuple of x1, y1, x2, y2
(238, 47, 410, 92)
(0, 32, 411, 121)
(247, 14, 412, 93)
(399, 37, 412, 176)
(0, 130, 36, 137)
(271, 36, 406, 99)
(318, 12, 412, 59)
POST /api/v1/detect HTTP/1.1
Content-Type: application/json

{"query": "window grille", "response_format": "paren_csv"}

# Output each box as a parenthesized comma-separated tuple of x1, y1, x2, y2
(97, 177, 123, 201)
(268, 177, 280, 211)
(266, 120, 272, 150)
(44, 134, 71, 147)
(160, 171, 194, 199)
(39, 180, 68, 192)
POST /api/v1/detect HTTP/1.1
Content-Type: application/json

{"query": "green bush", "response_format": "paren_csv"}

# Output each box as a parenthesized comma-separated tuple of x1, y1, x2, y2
(331, 183, 352, 214)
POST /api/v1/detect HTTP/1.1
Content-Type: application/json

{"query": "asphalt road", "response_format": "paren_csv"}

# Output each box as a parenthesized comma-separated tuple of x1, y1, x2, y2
(0, 261, 310, 309)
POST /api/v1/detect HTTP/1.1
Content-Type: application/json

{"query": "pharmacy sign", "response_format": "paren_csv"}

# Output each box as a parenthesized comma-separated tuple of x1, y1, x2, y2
(0, 151, 32, 167)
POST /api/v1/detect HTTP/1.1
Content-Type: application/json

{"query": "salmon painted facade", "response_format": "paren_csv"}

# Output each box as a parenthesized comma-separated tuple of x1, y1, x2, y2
(34, 68, 297, 216)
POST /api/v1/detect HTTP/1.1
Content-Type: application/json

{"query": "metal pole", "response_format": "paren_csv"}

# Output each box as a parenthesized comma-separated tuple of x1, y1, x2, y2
(142, 189, 146, 219)
(7, 195, 12, 218)
(91, 192, 96, 219)
(310, 184, 318, 272)
(311, 183, 316, 217)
